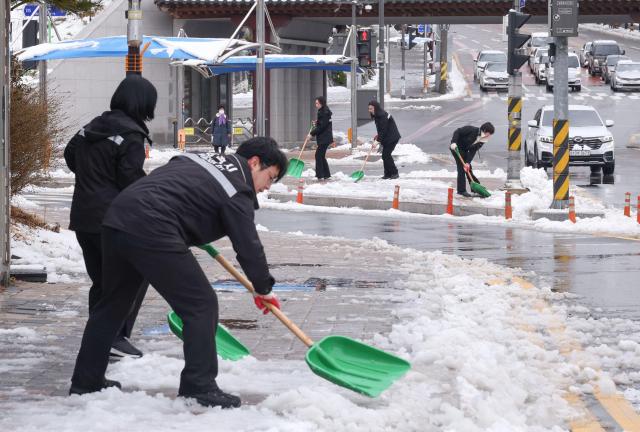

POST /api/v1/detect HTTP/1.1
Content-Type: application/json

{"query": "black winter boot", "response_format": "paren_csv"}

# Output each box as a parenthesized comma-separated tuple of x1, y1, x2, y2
(69, 378, 122, 395)
(180, 388, 241, 409)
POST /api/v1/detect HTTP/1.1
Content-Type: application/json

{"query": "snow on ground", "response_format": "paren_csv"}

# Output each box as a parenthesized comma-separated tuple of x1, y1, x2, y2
(580, 23, 640, 42)
(1, 236, 623, 431)
(145, 147, 183, 166)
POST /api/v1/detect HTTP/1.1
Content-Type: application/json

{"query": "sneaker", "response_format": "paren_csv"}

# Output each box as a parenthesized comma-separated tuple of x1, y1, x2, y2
(69, 378, 121, 395)
(110, 336, 143, 358)
(457, 191, 473, 197)
(387, 174, 399, 180)
(180, 388, 241, 409)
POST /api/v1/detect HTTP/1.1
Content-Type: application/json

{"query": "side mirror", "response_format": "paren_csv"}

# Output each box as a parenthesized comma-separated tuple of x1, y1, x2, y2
(528, 120, 538, 128)
(605, 120, 614, 127)
(621, 49, 626, 55)
(473, 59, 478, 63)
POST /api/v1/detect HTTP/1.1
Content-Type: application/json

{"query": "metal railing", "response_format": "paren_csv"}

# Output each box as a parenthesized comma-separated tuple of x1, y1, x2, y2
(181, 117, 255, 149)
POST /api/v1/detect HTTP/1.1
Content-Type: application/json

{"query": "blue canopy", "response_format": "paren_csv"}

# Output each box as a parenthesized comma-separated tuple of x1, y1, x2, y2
(207, 55, 352, 74)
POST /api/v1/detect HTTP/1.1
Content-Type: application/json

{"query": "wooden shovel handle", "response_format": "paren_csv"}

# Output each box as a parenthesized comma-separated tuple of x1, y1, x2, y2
(296, 127, 315, 161)
(359, 142, 378, 171)
(453, 147, 474, 183)
(212, 252, 315, 348)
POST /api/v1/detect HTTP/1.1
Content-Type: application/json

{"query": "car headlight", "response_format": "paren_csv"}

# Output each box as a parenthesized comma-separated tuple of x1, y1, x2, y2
(539, 136, 553, 143)
(601, 136, 613, 143)
(594, 59, 599, 65)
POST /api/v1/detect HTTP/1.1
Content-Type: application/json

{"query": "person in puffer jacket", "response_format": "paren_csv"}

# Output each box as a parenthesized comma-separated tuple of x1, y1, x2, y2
(64, 75, 157, 359)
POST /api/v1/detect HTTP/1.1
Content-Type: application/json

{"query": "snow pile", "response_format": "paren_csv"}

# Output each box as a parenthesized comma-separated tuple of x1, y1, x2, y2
(0, 238, 600, 430)
(327, 142, 431, 166)
(145, 148, 183, 167)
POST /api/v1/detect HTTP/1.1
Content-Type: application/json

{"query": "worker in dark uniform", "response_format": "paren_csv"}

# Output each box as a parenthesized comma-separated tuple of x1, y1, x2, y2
(69, 137, 288, 409)
(449, 122, 495, 197)
(368, 100, 401, 179)
(64, 75, 157, 358)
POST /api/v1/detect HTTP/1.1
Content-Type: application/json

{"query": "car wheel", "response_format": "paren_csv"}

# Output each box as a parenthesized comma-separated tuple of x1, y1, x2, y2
(589, 67, 595, 76)
(574, 85, 581, 92)
(546, 84, 552, 92)
(590, 165, 601, 173)
(480, 84, 486, 92)
(612, 83, 618, 92)
(533, 144, 543, 169)
(535, 75, 540, 84)
(524, 143, 532, 167)
(603, 162, 615, 175)
(605, 76, 610, 84)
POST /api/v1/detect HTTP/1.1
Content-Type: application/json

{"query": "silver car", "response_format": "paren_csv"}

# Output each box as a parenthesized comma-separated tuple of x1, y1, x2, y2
(611, 61, 640, 91)
(579, 42, 592, 67)
(473, 50, 507, 81)
(525, 104, 615, 174)
(546, 54, 582, 91)
(478, 62, 509, 91)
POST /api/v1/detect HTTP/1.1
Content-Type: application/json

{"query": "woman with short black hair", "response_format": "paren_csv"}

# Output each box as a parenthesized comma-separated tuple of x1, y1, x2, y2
(211, 105, 232, 154)
(64, 75, 157, 359)
(368, 100, 401, 179)
(309, 96, 333, 180)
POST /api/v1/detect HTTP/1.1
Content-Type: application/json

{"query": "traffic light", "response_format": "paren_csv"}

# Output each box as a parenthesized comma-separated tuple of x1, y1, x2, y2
(507, 10, 531, 75)
(407, 26, 418, 50)
(356, 28, 372, 67)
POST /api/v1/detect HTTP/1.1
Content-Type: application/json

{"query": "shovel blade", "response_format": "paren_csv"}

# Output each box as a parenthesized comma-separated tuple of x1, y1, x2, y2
(167, 311, 250, 361)
(470, 181, 491, 198)
(305, 335, 411, 397)
(286, 158, 305, 178)
(350, 171, 365, 182)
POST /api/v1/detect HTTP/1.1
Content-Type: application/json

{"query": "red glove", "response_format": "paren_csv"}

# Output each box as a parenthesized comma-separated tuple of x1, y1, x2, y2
(253, 293, 280, 315)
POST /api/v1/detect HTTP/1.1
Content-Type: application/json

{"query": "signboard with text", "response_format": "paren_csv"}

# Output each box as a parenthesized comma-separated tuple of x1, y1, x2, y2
(549, 0, 578, 37)
(24, 4, 66, 17)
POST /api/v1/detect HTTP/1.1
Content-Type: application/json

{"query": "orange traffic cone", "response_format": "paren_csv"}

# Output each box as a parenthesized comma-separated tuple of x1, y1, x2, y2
(569, 196, 576, 223)
(296, 179, 304, 204)
(505, 191, 512, 220)
(446, 188, 453, 215)
(392, 185, 400, 210)
(624, 192, 631, 217)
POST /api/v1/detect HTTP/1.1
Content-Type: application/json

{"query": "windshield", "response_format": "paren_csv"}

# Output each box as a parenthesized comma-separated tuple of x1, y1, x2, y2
(541, 109, 603, 127)
(594, 44, 620, 56)
(479, 53, 506, 63)
(486, 63, 507, 72)
(568, 56, 580, 68)
(531, 36, 548, 47)
(617, 63, 640, 72)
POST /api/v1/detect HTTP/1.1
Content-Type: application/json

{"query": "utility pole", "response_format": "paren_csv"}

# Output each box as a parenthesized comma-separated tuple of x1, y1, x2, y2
(438, 24, 449, 94)
(256, 0, 266, 136)
(434, 25, 440, 91)
(505, 6, 530, 192)
(350, 0, 357, 147)
(385, 24, 390, 95)
(423, 39, 429, 93)
(1, 0, 10, 286)
(400, 25, 406, 100)
(38, 3, 47, 100)
(125, 0, 142, 76)
(377, 0, 384, 110)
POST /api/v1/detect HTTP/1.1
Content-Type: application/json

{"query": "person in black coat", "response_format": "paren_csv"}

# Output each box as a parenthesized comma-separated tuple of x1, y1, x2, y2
(70, 137, 288, 410)
(211, 105, 232, 154)
(368, 100, 401, 179)
(449, 122, 495, 197)
(64, 76, 157, 358)
(308, 96, 333, 180)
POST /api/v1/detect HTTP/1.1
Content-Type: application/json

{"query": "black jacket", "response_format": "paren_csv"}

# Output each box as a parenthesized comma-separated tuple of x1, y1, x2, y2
(451, 125, 483, 163)
(64, 110, 151, 233)
(373, 110, 401, 146)
(310, 106, 333, 146)
(103, 153, 275, 295)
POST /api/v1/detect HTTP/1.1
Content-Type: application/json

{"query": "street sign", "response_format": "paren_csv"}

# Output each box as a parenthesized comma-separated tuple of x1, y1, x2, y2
(24, 4, 66, 17)
(549, 0, 578, 37)
(519, 0, 526, 9)
(417, 24, 425, 35)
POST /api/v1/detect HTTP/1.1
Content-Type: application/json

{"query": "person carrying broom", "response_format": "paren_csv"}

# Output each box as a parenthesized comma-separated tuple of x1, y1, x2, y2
(449, 122, 494, 197)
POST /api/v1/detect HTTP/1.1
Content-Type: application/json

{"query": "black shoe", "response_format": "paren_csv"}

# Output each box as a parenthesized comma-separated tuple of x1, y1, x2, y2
(110, 336, 143, 358)
(69, 378, 121, 395)
(180, 388, 241, 409)
(387, 174, 399, 180)
(457, 191, 473, 197)
(381, 175, 389, 179)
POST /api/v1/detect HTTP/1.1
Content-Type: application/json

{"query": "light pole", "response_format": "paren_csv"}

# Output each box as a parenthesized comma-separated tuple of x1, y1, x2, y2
(126, 0, 142, 76)
(350, 0, 357, 147)
(377, 0, 384, 109)
(1, 0, 10, 285)
(256, 0, 266, 136)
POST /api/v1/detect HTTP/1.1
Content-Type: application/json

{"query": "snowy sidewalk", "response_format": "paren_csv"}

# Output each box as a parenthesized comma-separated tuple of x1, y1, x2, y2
(2, 229, 638, 430)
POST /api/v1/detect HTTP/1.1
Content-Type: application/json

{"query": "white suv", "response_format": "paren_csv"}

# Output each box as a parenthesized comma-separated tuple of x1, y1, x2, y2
(524, 105, 615, 174)
(546, 53, 582, 91)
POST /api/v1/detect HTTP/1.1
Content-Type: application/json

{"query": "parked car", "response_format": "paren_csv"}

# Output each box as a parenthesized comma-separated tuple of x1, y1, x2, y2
(532, 52, 550, 84)
(527, 32, 549, 57)
(524, 105, 615, 174)
(579, 42, 592, 67)
(473, 50, 507, 81)
(610, 61, 640, 91)
(529, 47, 548, 72)
(587, 40, 625, 76)
(601, 55, 631, 83)
(478, 62, 509, 91)
(546, 54, 582, 91)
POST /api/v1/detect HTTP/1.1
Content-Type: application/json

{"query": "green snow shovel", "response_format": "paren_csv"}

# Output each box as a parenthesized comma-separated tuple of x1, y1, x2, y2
(167, 311, 250, 361)
(201, 243, 411, 398)
(286, 127, 314, 178)
(350, 141, 379, 182)
(453, 147, 491, 198)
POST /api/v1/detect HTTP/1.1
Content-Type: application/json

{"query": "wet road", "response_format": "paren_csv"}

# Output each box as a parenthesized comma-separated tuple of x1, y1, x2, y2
(256, 208, 640, 318)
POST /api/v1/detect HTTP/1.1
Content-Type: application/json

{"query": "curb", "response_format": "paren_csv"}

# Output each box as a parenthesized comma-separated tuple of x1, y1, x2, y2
(268, 193, 504, 217)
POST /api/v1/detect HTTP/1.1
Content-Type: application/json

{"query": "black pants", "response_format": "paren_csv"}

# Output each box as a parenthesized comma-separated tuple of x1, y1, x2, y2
(71, 228, 218, 395)
(382, 139, 399, 177)
(449, 149, 478, 193)
(315, 142, 331, 179)
(75, 231, 147, 338)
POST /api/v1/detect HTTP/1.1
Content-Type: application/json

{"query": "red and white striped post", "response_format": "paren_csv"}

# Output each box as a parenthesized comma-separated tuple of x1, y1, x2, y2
(624, 192, 631, 217)
(446, 187, 454, 215)
(392, 185, 400, 210)
(505, 191, 512, 220)
(569, 196, 576, 223)
(296, 179, 304, 204)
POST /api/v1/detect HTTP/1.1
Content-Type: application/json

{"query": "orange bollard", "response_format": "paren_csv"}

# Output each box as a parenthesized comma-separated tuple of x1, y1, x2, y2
(446, 187, 454, 215)
(392, 185, 400, 209)
(178, 129, 186, 151)
(505, 191, 512, 220)
(569, 196, 576, 223)
(296, 179, 304, 204)
(624, 192, 631, 217)
(145, 143, 150, 159)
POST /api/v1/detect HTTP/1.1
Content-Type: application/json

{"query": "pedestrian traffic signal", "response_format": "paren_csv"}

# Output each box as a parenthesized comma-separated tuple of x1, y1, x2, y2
(507, 10, 531, 75)
(407, 26, 418, 50)
(357, 29, 372, 67)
